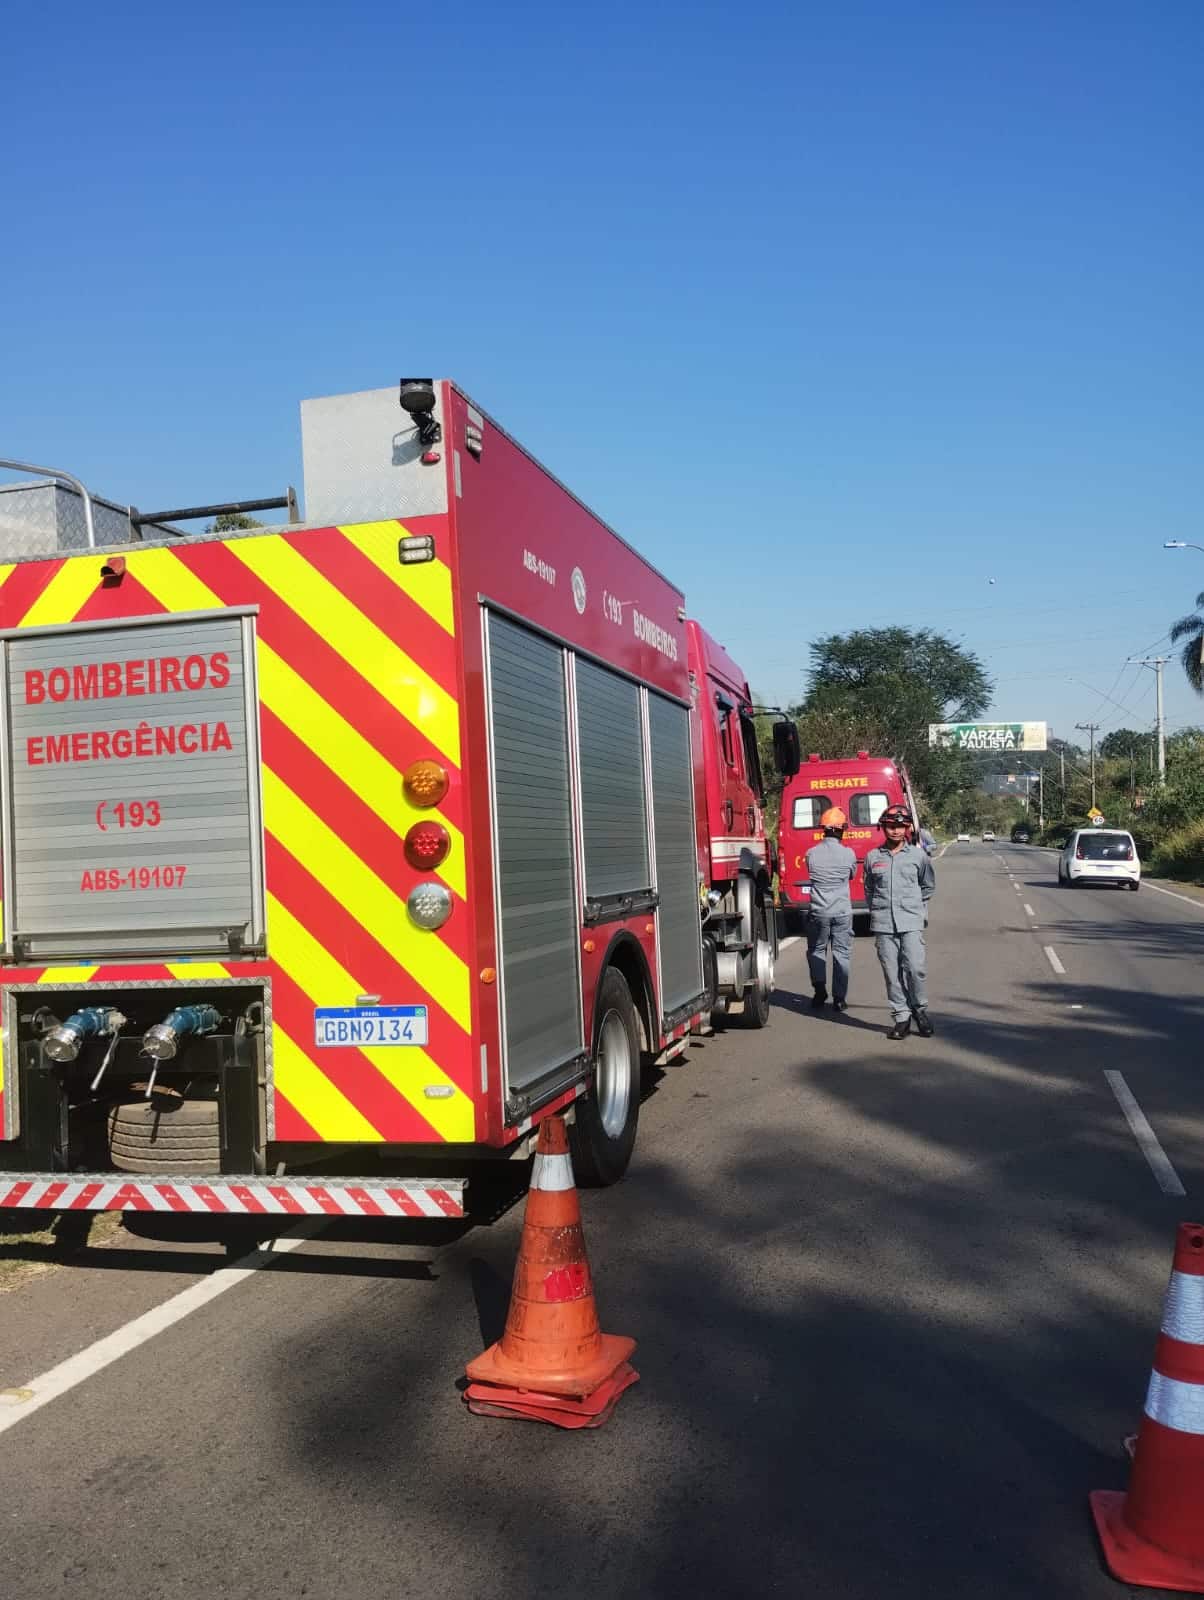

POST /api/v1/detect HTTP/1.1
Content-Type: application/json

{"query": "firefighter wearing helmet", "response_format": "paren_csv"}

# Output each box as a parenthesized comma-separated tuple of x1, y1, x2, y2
(803, 806, 857, 1011)
(862, 804, 936, 1039)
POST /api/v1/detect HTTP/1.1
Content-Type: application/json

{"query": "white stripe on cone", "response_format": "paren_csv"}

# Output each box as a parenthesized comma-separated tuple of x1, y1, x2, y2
(1162, 1272, 1204, 1345)
(1145, 1370, 1204, 1436)
(531, 1151, 575, 1191)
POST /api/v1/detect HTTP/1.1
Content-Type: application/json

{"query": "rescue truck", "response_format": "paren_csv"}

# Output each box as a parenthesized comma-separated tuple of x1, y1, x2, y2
(777, 751, 917, 931)
(0, 379, 795, 1221)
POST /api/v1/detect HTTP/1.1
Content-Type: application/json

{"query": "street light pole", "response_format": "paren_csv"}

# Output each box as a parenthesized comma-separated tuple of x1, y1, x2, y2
(1129, 656, 1168, 784)
(1075, 722, 1100, 811)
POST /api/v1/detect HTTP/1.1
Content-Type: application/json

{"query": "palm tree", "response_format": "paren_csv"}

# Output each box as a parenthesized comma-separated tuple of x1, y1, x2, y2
(1170, 594, 1204, 692)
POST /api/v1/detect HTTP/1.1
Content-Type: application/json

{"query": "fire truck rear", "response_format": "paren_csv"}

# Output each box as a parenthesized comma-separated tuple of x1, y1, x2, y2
(777, 752, 918, 930)
(0, 380, 787, 1220)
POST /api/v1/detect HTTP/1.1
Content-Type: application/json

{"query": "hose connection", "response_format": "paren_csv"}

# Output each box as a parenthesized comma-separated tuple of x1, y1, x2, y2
(43, 1007, 127, 1065)
(140, 1004, 222, 1063)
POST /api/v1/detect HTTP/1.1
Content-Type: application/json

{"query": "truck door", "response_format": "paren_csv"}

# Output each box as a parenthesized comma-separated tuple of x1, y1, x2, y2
(711, 687, 746, 838)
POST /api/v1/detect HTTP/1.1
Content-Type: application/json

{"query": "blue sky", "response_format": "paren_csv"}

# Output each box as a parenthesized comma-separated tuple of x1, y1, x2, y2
(3, 0, 1201, 745)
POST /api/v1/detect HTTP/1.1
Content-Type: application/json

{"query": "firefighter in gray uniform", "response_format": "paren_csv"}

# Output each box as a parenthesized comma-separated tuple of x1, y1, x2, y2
(804, 806, 857, 1011)
(862, 805, 936, 1039)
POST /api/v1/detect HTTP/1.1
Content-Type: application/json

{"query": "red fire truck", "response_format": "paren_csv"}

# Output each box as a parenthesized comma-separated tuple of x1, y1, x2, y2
(0, 379, 794, 1220)
(777, 752, 917, 930)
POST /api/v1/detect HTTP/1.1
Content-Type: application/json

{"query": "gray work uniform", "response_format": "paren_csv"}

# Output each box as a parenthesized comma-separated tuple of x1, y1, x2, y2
(862, 842, 935, 1021)
(804, 836, 857, 1001)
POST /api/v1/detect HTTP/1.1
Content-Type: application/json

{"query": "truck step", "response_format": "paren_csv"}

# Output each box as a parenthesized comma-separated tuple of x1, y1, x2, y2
(0, 1173, 464, 1219)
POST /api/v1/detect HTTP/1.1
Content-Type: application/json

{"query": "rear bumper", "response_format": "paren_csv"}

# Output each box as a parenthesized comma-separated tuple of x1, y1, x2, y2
(1068, 865, 1140, 882)
(779, 887, 867, 912)
(0, 1173, 465, 1218)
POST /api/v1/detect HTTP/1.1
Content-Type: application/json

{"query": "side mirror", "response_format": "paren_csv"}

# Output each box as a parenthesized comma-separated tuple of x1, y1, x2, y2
(772, 719, 801, 778)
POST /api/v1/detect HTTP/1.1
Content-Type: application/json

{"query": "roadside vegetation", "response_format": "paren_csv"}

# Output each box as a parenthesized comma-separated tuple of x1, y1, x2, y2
(755, 626, 1204, 883)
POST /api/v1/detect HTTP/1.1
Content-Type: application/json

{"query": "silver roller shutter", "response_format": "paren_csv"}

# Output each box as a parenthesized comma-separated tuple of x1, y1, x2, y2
(648, 692, 704, 1016)
(575, 658, 650, 900)
(485, 614, 581, 1090)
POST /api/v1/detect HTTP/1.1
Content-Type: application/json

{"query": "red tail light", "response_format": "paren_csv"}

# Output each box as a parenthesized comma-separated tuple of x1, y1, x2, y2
(1075, 844, 1085, 858)
(404, 821, 451, 869)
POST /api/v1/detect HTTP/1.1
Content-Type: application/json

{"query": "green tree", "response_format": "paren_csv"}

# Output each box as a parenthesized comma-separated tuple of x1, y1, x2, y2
(1100, 728, 1149, 760)
(806, 627, 992, 719)
(796, 627, 992, 806)
(206, 512, 265, 534)
(1170, 595, 1204, 693)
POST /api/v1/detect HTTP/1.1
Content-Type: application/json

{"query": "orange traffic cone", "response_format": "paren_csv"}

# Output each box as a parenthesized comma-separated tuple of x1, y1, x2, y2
(464, 1114, 637, 1426)
(1091, 1221, 1204, 1592)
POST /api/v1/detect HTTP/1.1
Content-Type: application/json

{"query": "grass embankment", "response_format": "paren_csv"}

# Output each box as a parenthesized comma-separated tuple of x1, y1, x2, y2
(0, 1211, 122, 1292)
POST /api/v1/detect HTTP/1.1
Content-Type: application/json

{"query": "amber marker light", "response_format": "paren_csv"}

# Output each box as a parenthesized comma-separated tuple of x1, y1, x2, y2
(404, 759, 449, 807)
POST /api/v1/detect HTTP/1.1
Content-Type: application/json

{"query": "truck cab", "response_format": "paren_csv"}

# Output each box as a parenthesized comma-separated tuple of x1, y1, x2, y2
(686, 623, 779, 1026)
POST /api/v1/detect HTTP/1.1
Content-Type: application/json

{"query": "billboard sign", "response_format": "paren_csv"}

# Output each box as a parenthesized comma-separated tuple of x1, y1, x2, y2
(928, 721, 1047, 753)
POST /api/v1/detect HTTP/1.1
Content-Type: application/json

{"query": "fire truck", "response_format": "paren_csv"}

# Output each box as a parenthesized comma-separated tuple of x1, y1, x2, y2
(777, 751, 917, 930)
(0, 380, 795, 1220)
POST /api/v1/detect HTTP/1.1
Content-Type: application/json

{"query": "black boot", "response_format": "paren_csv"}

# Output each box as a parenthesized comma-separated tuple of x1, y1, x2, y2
(810, 989, 828, 1009)
(912, 1010, 935, 1037)
(887, 1018, 911, 1040)
(832, 999, 848, 1013)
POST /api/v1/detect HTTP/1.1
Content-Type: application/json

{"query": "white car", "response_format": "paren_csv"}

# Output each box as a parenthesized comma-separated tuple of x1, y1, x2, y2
(1057, 828, 1140, 891)
(956, 832, 971, 842)
(981, 830, 996, 842)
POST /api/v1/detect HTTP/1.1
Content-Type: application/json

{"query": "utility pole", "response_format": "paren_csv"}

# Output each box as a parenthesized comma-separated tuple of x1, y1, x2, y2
(1130, 656, 1168, 784)
(1060, 747, 1066, 817)
(1075, 722, 1100, 811)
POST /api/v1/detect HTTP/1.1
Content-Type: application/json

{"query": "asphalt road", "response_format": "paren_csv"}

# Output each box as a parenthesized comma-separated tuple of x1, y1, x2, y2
(2, 839, 1202, 1599)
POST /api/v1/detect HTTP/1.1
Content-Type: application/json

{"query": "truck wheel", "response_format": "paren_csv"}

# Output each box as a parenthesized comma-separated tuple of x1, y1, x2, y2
(740, 905, 773, 1029)
(107, 1087, 221, 1174)
(570, 968, 641, 1187)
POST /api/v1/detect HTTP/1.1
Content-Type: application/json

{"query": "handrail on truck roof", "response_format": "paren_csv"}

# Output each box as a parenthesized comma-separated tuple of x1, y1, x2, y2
(0, 456, 97, 548)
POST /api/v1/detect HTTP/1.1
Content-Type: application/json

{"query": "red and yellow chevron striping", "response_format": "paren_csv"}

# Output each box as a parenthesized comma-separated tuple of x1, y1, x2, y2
(0, 521, 475, 1147)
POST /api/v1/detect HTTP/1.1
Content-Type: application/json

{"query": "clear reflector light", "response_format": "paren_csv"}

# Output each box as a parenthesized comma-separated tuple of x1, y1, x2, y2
(399, 535, 436, 564)
(407, 882, 453, 930)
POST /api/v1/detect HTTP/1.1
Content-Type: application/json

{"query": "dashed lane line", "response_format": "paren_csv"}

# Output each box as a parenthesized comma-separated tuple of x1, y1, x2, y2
(1043, 945, 1066, 975)
(1023, 904, 1035, 917)
(1104, 1070, 1187, 1197)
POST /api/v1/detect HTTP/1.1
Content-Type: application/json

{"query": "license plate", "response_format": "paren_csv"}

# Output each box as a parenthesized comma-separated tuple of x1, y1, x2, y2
(314, 1006, 428, 1047)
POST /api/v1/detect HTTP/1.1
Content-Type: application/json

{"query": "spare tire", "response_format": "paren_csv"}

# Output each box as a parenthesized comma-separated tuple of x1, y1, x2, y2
(106, 1086, 220, 1173)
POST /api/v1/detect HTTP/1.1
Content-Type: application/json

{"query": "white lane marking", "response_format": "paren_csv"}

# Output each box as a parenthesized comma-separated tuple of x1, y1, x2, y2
(779, 935, 801, 951)
(1024, 904, 1035, 917)
(0, 1227, 318, 1436)
(937, 843, 949, 858)
(1143, 881, 1204, 911)
(1043, 945, 1066, 975)
(1104, 1070, 1187, 1197)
